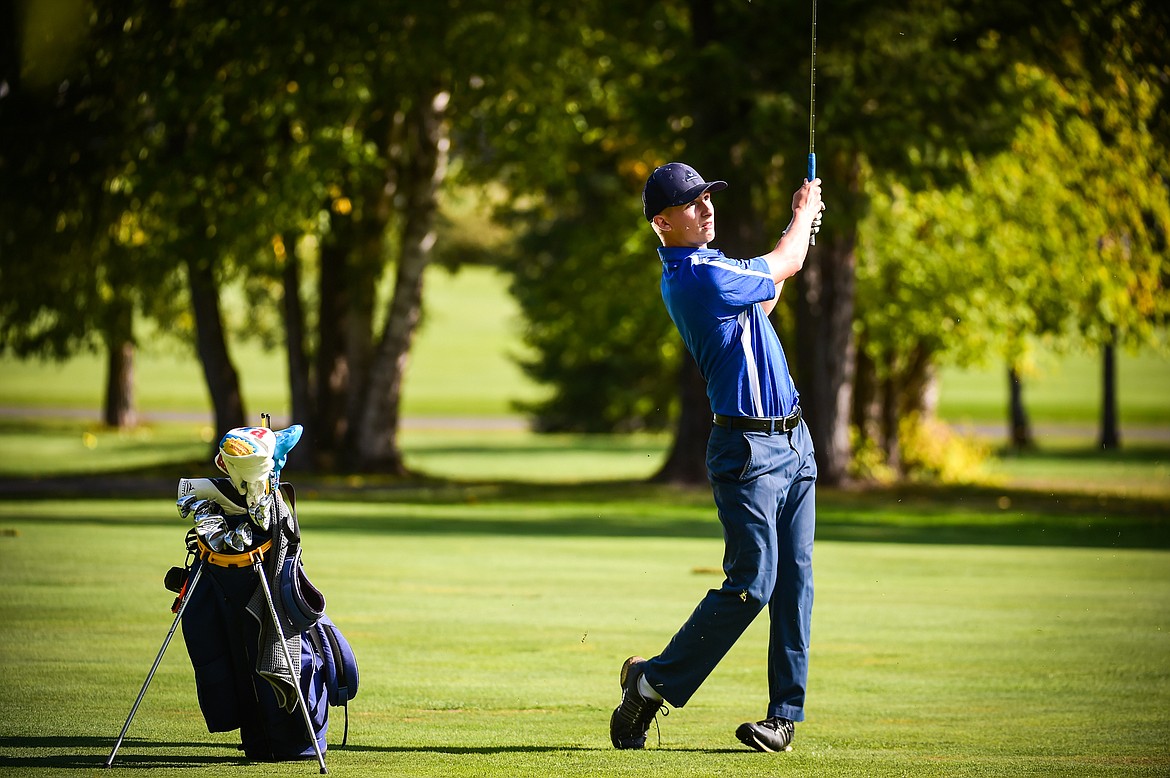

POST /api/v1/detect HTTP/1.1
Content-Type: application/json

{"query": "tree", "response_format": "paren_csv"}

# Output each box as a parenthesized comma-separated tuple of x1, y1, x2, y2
(7, 1, 538, 471)
(853, 37, 1169, 470)
(0, 0, 161, 429)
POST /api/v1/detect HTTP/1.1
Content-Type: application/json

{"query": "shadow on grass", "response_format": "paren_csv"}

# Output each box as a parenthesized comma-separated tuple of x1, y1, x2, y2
(342, 743, 595, 754)
(0, 736, 248, 770)
(992, 444, 1170, 463)
(335, 743, 748, 755)
(0, 735, 751, 770)
(1, 447, 1166, 551)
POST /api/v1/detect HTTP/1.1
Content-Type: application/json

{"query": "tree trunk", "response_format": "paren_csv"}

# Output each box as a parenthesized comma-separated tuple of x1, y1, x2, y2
(314, 226, 353, 469)
(652, 355, 712, 485)
(281, 232, 314, 468)
(793, 228, 857, 486)
(851, 337, 879, 450)
(352, 90, 450, 472)
(1008, 365, 1035, 450)
(187, 255, 246, 440)
(879, 370, 900, 474)
(101, 296, 136, 428)
(342, 220, 381, 450)
(103, 339, 136, 428)
(894, 346, 940, 474)
(1099, 327, 1120, 450)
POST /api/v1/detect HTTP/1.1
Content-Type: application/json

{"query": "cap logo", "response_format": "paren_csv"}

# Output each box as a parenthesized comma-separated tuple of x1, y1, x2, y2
(682, 170, 699, 183)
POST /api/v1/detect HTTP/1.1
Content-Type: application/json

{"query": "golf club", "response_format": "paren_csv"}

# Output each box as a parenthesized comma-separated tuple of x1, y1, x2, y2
(808, 0, 818, 246)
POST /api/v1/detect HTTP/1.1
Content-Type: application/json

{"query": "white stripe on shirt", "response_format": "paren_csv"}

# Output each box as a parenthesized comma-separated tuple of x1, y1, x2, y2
(693, 256, 773, 281)
(738, 311, 764, 416)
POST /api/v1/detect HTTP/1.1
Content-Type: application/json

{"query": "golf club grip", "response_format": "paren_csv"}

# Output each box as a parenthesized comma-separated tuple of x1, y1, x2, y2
(807, 152, 817, 246)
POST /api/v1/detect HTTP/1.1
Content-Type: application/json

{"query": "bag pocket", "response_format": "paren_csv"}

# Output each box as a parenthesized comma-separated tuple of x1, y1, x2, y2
(308, 615, 359, 706)
(279, 549, 326, 633)
(191, 653, 242, 732)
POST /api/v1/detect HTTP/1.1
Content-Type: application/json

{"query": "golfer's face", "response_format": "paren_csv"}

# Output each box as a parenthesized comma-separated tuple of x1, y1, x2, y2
(665, 192, 716, 248)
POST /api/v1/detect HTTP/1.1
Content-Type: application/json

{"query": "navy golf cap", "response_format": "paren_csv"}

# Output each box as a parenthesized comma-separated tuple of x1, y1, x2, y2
(642, 162, 728, 221)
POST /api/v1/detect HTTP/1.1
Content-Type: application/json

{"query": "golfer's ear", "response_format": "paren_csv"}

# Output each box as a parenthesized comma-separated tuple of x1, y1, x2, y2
(653, 214, 671, 232)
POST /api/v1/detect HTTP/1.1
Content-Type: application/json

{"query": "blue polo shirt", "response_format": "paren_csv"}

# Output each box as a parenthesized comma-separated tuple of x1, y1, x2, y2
(659, 246, 799, 418)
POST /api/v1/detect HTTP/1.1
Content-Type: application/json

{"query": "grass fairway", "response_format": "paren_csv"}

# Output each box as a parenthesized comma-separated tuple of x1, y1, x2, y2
(1, 483, 1167, 777)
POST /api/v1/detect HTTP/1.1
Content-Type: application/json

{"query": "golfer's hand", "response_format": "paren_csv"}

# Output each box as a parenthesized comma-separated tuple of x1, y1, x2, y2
(810, 202, 826, 235)
(792, 178, 823, 219)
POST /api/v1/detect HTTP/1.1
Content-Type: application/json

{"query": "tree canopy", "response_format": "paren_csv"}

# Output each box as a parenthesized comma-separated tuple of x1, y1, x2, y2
(2, 0, 1165, 479)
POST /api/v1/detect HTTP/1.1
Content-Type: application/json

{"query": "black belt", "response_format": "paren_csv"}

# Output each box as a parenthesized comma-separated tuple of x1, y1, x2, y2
(712, 406, 802, 434)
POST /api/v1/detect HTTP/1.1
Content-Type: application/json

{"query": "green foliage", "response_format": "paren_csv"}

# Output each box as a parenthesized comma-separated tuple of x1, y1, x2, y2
(3, 0, 1167, 474)
(848, 415, 992, 485)
(857, 50, 1169, 373)
(0, 0, 162, 358)
(454, 4, 693, 432)
(847, 428, 900, 485)
(485, 0, 1169, 438)
(505, 183, 682, 432)
(852, 3, 1169, 473)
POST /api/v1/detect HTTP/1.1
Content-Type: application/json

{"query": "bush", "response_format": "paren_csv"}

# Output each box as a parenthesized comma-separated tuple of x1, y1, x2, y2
(849, 414, 991, 485)
(899, 414, 991, 484)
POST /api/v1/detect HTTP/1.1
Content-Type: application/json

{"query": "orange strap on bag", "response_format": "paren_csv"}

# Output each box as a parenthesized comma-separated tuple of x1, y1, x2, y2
(195, 538, 272, 568)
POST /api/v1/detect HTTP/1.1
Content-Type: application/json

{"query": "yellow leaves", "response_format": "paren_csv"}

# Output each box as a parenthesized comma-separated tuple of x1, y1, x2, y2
(112, 211, 147, 247)
(326, 184, 352, 215)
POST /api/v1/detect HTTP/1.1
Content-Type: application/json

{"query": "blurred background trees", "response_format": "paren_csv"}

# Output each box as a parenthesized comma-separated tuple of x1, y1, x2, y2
(2, 0, 1166, 481)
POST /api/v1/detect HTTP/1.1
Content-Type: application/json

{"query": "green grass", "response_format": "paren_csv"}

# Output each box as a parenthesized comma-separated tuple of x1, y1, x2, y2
(5, 414, 1170, 503)
(0, 486, 1167, 777)
(937, 349, 1170, 426)
(0, 265, 544, 419)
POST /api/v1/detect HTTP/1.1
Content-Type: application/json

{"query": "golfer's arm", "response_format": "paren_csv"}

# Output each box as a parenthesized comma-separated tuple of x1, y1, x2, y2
(761, 284, 782, 316)
(757, 217, 815, 314)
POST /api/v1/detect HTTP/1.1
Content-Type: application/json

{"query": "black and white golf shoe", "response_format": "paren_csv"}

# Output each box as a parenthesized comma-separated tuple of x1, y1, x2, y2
(736, 716, 795, 752)
(609, 656, 665, 749)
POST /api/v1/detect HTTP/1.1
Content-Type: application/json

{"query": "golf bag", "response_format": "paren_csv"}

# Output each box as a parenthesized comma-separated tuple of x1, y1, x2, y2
(172, 428, 358, 762)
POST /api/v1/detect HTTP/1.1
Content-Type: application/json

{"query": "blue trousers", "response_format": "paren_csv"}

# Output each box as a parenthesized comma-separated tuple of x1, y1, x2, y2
(644, 420, 817, 722)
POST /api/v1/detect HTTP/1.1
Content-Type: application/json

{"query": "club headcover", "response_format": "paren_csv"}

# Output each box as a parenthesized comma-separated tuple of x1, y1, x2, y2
(177, 477, 248, 516)
(272, 424, 303, 480)
(214, 426, 278, 528)
(215, 427, 276, 489)
(214, 424, 305, 530)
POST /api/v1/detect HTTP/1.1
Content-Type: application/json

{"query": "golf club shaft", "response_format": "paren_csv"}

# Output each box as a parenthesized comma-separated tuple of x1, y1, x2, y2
(808, 0, 818, 246)
(253, 554, 328, 774)
(104, 564, 204, 769)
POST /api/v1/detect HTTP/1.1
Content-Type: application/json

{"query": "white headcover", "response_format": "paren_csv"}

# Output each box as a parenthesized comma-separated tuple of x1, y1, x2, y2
(216, 426, 277, 528)
(177, 477, 248, 516)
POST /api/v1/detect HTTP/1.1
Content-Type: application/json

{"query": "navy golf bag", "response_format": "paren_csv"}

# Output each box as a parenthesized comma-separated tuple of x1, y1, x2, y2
(175, 472, 359, 762)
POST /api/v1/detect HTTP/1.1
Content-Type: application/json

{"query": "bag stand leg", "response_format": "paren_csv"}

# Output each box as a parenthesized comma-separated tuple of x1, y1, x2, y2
(104, 564, 205, 769)
(252, 556, 328, 775)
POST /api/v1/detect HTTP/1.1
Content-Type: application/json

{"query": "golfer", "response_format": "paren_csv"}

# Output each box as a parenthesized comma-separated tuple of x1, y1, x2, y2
(610, 162, 824, 753)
